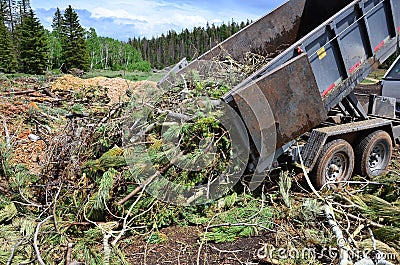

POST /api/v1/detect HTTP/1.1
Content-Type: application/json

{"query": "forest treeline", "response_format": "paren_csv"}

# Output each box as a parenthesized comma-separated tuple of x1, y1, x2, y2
(0, 1, 151, 74)
(129, 20, 251, 69)
(0, 0, 251, 73)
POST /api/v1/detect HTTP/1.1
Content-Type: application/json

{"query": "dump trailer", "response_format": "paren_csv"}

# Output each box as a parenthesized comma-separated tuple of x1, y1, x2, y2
(159, 0, 400, 189)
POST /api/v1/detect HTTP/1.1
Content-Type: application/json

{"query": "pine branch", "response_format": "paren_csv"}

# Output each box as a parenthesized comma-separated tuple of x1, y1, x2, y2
(117, 151, 184, 205)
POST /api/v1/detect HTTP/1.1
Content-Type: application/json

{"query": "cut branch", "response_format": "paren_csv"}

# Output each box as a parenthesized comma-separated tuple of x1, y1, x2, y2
(34, 215, 53, 265)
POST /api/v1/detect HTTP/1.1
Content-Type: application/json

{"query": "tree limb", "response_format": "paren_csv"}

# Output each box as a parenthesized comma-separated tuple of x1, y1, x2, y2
(33, 215, 53, 265)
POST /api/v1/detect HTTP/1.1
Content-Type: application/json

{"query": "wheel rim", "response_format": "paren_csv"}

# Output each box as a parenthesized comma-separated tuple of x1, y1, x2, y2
(368, 141, 387, 173)
(326, 153, 347, 182)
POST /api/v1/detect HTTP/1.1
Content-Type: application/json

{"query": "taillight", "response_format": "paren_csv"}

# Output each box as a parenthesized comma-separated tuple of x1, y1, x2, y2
(379, 81, 383, 96)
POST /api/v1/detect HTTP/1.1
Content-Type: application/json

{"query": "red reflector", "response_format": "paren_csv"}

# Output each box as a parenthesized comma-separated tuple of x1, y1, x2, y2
(322, 83, 335, 97)
(349, 61, 362, 73)
(374, 40, 385, 52)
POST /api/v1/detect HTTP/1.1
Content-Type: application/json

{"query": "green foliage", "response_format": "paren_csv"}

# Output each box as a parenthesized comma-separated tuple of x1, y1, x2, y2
(46, 29, 62, 69)
(366, 169, 400, 203)
(0, 141, 12, 178)
(83, 146, 126, 176)
(193, 81, 230, 99)
(352, 194, 400, 224)
(59, 5, 89, 71)
(96, 168, 116, 207)
(202, 196, 274, 243)
(15, 9, 49, 74)
(0, 202, 17, 223)
(132, 60, 151, 72)
(0, 14, 17, 73)
(297, 199, 324, 223)
(70, 103, 85, 114)
(86, 28, 151, 72)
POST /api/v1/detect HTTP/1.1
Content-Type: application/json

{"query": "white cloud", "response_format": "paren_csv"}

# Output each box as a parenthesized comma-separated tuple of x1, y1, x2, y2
(33, 0, 286, 40)
(88, 1, 211, 37)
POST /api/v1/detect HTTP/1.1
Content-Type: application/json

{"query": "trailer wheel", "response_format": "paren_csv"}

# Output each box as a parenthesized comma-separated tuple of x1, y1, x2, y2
(312, 139, 354, 189)
(355, 130, 392, 177)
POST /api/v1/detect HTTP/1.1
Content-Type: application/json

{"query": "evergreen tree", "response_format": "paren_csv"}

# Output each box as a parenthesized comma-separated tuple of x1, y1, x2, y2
(17, 0, 29, 23)
(59, 5, 89, 71)
(4, 0, 16, 32)
(0, 1, 8, 17)
(131, 20, 250, 69)
(51, 7, 61, 32)
(0, 13, 16, 72)
(49, 7, 62, 69)
(16, 9, 48, 74)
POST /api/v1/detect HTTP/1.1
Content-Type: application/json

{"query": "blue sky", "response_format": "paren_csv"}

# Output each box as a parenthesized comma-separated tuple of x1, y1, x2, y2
(31, 0, 286, 40)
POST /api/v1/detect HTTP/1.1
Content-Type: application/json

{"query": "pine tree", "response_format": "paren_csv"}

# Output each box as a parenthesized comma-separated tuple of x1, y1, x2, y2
(51, 7, 61, 32)
(4, 0, 16, 32)
(17, 0, 29, 23)
(0, 1, 7, 17)
(0, 13, 16, 72)
(16, 9, 48, 74)
(59, 5, 89, 71)
(49, 7, 62, 69)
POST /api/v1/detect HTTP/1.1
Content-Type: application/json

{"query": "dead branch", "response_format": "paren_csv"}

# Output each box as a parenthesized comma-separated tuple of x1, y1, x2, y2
(6, 237, 25, 265)
(334, 209, 384, 228)
(66, 243, 73, 265)
(1, 89, 36, 96)
(42, 88, 58, 98)
(29, 97, 64, 103)
(324, 203, 352, 265)
(53, 183, 63, 234)
(112, 190, 146, 246)
(33, 215, 53, 265)
(3, 120, 10, 146)
(116, 151, 184, 205)
(97, 102, 125, 129)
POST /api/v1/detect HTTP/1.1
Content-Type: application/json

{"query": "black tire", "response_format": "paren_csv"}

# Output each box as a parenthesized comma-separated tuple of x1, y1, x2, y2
(355, 130, 392, 177)
(311, 139, 355, 189)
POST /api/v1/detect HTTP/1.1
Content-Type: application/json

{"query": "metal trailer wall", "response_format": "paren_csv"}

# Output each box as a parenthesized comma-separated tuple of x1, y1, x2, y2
(221, 0, 400, 170)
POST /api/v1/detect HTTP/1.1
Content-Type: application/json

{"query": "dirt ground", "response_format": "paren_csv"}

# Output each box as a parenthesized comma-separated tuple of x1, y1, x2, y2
(122, 226, 273, 265)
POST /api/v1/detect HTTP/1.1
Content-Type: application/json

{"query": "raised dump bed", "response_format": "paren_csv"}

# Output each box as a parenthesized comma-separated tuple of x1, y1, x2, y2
(218, 0, 400, 168)
(158, 0, 358, 88)
(159, 0, 400, 174)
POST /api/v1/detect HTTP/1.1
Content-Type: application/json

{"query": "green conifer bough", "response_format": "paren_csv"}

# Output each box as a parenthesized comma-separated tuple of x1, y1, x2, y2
(0, 14, 17, 73)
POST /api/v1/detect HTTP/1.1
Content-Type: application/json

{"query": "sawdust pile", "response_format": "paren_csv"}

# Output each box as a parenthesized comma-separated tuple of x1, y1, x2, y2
(51, 75, 157, 104)
(10, 140, 47, 175)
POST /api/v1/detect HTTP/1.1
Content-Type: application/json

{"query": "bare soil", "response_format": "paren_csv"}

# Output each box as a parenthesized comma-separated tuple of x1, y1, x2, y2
(122, 225, 274, 265)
